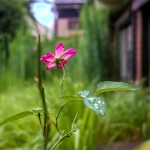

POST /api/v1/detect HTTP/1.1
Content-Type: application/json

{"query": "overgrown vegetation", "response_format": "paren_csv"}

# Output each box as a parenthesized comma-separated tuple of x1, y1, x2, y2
(0, 0, 25, 38)
(0, 1, 149, 149)
(0, 82, 149, 149)
(80, 4, 111, 81)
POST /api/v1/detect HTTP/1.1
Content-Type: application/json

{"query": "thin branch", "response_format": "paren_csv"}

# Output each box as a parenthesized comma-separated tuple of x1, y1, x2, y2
(38, 113, 43, 129)
(71, 111, 79, 131)
(59, 63, 66, 104)
(56, 99, 82, 121)
(35, 23, 50, 150)
(50, 130, 76, 150)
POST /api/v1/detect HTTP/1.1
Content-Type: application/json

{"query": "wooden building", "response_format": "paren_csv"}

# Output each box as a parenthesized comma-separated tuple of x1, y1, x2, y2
(54, 0, 84, 37)
(109, 0, 150, 86)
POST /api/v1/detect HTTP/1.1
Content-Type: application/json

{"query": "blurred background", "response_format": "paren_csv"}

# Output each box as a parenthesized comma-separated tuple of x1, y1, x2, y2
(0, 0, 150, 149)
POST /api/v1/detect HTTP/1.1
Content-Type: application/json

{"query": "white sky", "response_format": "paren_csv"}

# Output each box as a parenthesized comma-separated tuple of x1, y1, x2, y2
(31, 0, 55, 29)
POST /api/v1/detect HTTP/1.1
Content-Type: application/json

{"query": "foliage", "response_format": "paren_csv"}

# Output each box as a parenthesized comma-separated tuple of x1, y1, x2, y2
(9, 28, 37, 79)
(80, 4, 111, 81)
(96, 89, 150, 143)
(0, 83, 149, 149)
(0, 28, 36, 91)
(0, 2, 147, 149)
(0, 0, 33, 88)
(0, 30, 140, 149)
(0, 0, 25, 38)
(0, 28, 88, 91)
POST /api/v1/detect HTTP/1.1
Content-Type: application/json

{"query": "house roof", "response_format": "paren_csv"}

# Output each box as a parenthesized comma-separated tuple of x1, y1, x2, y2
(55, 0, 85, 4)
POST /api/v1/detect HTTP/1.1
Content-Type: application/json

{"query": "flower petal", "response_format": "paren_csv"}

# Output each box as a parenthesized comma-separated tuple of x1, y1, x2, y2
(55, 43, 65, 58)
(40, 52, 55, 63)
(46, 63, 56, 70)
(58, 60, 67, 68)
(63, 49, 77, 60)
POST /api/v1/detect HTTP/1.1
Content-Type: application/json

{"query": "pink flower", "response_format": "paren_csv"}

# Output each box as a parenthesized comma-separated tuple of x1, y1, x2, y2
(40, 43, 77, 70)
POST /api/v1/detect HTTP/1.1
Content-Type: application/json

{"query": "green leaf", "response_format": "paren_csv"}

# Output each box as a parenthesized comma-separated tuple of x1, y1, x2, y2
(83, 96, 106, 115)
(32, 108, 43, 113)
(96, 81, 139, 95)
(0, 111, 33, 126)
(75, 90, 89, 98)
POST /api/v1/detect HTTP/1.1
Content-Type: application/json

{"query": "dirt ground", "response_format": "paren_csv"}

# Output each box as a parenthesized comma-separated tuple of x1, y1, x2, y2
(97, 141, 144, 150)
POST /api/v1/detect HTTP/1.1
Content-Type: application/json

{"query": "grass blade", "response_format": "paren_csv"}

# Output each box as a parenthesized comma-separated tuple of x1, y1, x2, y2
(0, 111, 33, 126)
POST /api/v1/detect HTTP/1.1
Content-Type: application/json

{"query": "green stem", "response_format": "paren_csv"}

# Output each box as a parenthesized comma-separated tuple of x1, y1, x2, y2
(56, 99, 82, 121)
(38, 113, 43, 129)
(52, 99, 82, 136)
(60, 65, 66, 104)
(50, 130, 76, 150)
(54, 99, 81, 135)
(41, 86, 50, 150)
(35, 23, 50, 150)
(51, 110, 79, 150)
(71, 111, 79, 131)
(50, 97, 80, 150)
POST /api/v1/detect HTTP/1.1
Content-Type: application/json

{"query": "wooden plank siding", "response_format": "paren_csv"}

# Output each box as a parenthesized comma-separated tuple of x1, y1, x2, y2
(110, 0, 150, 86)
(135, 10, 142, 85)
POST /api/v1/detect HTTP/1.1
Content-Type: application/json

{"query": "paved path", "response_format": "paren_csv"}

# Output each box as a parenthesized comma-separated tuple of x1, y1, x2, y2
(97, 141, 143, 150)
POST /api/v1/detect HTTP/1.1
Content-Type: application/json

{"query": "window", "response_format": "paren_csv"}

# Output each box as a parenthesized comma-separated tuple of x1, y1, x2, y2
(120, 25, 134, 81)
(59, 8, 79, 18)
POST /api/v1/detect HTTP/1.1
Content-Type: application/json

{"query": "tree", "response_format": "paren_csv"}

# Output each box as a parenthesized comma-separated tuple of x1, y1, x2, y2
(0, 0, 25, 65)
(0, 0, 25, 38)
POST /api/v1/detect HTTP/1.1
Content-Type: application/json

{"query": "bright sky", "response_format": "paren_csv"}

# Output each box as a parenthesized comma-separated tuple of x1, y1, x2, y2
(31, 0, 55, 29)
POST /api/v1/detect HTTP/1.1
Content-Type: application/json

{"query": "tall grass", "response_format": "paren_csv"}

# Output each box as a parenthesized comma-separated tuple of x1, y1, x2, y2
(0, 79, 149, 149)
(0, 28, 36, 91)
(80, 4, 111, 81)
(0, 27, 88, 92)
(0, 76, 97, 149)
(96, 89, 150, 144)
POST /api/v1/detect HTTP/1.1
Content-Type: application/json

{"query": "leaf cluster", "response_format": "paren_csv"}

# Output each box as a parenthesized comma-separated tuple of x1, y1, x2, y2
(0, 0, 25, 38)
